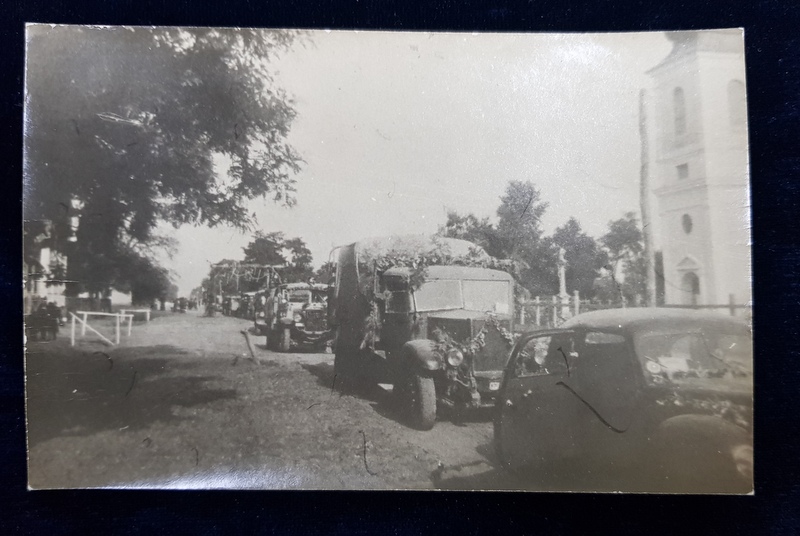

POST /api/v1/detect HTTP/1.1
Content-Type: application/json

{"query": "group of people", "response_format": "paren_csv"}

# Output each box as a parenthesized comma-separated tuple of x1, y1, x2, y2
(26, 302, 63, 341)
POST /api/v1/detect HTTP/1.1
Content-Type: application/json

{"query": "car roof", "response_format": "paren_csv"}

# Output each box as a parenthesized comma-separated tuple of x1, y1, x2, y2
(384, 264, 514, 281)
(560, 307, 750, 334)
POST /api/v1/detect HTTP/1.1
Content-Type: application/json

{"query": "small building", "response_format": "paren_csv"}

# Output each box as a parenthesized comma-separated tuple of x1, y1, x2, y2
(647, 30, 750, 307)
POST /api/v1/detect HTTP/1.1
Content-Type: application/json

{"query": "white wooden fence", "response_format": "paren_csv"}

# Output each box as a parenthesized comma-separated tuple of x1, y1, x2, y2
(70, 311, 134, 346)
(518, 292, 749, 329)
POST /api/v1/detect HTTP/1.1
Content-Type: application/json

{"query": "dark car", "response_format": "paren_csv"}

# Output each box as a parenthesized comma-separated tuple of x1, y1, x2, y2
(494, 308, 753, 493)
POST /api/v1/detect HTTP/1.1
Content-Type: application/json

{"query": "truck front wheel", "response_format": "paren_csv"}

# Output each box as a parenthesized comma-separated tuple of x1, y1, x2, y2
(409, 373, 436, 431)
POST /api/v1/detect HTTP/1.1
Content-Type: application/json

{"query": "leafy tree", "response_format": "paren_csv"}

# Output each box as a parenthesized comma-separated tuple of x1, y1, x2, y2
(120, 251, 172, 305)
(204, 259, 243, 297)
(438, 211, 503, 258)
(282, 237, 314, 283)
(315, 261, 336, 284)
(549, 217, 607, 299)
(24, 26, 304, 296)
(240, 231, 314, 285)
(495, 181, 552, 295)
(242, 231, 288, 266)
(599, 212, 647, 304)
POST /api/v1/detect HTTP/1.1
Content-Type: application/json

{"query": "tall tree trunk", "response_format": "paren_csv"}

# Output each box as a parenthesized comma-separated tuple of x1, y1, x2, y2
(639, 89, 657, 307)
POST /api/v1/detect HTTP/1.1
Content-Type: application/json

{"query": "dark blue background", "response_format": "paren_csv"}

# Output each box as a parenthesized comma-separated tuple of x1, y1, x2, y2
(2, 1, 799, 533)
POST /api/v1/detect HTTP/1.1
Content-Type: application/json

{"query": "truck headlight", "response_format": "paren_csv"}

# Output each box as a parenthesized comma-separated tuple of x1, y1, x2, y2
(293, 314, 302, 323)
(446, 348, 464, 367)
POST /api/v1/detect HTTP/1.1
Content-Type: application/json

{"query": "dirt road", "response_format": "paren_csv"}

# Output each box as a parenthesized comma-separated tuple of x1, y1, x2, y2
(26, 310, 513, 490)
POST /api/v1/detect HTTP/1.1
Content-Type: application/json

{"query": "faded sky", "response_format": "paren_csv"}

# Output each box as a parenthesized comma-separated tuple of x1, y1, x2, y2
(161, 30, 672, 295)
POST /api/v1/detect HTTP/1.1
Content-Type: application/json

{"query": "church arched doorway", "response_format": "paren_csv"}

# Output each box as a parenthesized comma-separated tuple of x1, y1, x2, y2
(681, 271, 701, 306)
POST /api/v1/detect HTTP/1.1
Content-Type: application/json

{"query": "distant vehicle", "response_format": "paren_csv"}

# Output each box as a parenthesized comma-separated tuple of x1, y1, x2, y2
(172, 297, 187, 313)
(330, 235, 516, 430)
(258, 282, 332, 352)
(239, 291, 257, 319)
(494, 308, 753, 493)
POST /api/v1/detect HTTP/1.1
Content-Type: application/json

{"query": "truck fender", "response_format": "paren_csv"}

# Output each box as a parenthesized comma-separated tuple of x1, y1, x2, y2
(400, 340, 442, 373)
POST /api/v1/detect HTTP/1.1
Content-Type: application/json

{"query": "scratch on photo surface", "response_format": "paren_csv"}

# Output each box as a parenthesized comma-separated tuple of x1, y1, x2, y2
(358, 430, 378, 476)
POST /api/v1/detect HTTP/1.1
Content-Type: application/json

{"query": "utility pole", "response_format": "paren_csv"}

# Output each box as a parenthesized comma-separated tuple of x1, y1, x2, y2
(639, 89, 657, 307)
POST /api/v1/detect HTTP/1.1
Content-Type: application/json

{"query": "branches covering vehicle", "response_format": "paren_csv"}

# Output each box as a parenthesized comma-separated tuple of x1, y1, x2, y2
(330, 234, 518, 430)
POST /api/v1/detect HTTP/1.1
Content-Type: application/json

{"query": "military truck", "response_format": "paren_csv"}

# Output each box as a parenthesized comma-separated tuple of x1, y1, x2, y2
(258, 282, 333, 352)
(329, 235, 516, 430)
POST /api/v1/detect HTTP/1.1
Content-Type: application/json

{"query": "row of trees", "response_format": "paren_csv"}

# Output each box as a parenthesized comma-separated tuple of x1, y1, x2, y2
(24, 26, 305, 305)
(439, 181, 661, 304)
(197, 180, 657, 306)
(196, 231, 316, 299)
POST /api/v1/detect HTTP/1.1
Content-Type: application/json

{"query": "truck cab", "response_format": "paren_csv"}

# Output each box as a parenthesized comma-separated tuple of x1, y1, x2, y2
(260, 282, 333, 352)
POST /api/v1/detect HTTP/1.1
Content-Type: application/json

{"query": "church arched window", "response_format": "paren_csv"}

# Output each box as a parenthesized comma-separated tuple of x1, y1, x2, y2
(728, 80, 746, 126)
(673, 87, 687, 135)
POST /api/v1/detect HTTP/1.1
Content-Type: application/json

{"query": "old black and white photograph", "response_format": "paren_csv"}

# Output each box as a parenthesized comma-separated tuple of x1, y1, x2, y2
(23, 26, 752, 492)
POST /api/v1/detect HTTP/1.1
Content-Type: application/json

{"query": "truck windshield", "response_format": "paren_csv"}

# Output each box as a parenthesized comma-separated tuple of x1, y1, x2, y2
(287, 290, 311, 303)
(413, 280, 462, 312)
(463, 280, 510, 314)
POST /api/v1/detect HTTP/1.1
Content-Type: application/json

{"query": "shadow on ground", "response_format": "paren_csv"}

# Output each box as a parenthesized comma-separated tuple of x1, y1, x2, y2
(300, 362, 389, 403)
(26, 343, 238, 447)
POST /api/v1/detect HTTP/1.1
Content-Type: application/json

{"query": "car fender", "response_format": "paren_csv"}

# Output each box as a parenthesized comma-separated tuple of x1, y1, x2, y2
(400, 339, 442, 373)
(648, 413, 752, 490)
(278, 317, 294, 326)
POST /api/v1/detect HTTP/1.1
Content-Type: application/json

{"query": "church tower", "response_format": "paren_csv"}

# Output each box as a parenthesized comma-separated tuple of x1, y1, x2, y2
(648, 30, 750, 307)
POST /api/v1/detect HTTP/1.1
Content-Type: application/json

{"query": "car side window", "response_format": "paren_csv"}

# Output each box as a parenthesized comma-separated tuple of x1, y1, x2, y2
(515, 335, 571, 377)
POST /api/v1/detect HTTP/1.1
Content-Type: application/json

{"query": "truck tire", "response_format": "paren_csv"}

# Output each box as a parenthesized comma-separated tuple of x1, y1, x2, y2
(409, 373, 436, 430)
(279, 326, 291, 352)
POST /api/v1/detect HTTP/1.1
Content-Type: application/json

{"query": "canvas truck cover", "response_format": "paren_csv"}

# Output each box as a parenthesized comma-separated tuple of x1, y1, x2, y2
(333, 234, 494, 351)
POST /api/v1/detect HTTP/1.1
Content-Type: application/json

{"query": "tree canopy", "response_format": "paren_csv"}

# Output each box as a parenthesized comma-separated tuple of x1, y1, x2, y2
(549, 217, 608, 298)
(595, 212, 648, 304)
(440, 180, 555, 295)
(24, 26, 304, 296)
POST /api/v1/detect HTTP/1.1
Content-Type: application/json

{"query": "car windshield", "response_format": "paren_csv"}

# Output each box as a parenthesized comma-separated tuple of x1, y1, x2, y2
(413, 280, 462, 312)
(634, 328, 752, 391)
(463, 280, 510, 314)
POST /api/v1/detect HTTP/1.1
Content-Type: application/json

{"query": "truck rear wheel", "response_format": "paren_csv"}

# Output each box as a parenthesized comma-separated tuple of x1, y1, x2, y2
(409, 373, 436, 431)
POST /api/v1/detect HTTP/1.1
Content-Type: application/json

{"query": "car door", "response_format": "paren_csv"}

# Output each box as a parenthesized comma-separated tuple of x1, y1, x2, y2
(571, 331, 641, 438)
(495, 330, 581, 470)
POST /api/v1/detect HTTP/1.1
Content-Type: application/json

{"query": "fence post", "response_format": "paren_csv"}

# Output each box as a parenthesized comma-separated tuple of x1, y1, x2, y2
(71, 313, 76, 346)
(115, 313, 120, 345)
(729, 293, 736, 317)
(127, 315, 133, 337)
(535, 296, 541, 327)
(574, 290, 580, 316)
(552, 295, 558, 325)
(81, 312, 88, 336)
